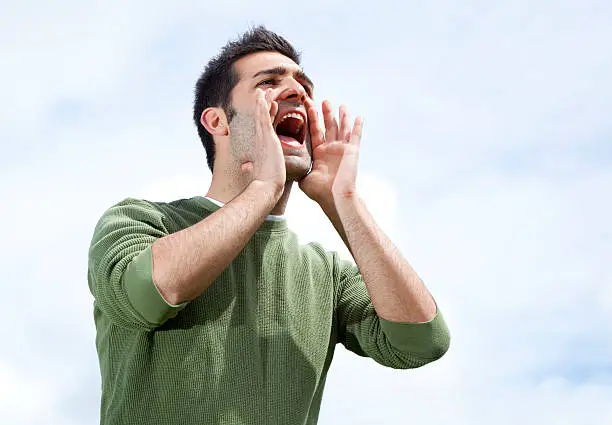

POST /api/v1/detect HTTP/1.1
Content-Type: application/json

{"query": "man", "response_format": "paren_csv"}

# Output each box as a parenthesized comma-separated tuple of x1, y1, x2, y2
(88, 26, 450, 425)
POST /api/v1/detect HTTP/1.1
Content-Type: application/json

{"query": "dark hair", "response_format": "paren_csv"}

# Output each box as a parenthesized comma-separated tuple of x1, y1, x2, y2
(193, 26, 301, 171)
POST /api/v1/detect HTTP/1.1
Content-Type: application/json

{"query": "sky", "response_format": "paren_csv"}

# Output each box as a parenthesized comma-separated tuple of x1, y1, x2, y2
(1, 0, 611, 423)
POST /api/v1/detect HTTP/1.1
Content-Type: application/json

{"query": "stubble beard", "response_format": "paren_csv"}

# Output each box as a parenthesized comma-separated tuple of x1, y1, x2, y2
(284, 134, 312, 182)
(228, 111, 256, 164)
(228, 110, 313, 183)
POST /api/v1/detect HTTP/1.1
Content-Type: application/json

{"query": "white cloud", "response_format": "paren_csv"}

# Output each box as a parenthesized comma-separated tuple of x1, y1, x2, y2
(0, 360, 84, 425)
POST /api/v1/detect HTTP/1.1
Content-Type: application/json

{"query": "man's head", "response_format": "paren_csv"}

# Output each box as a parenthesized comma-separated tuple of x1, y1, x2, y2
(193, 26, 314, 180)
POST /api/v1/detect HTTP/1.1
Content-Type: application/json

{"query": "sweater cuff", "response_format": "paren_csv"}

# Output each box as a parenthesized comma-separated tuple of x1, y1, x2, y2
(123, 245, 188, 326)
(379, 308, 450, 360)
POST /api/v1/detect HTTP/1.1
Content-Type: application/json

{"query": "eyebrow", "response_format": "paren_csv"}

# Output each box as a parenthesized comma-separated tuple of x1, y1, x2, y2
(252, 66, 314, 92)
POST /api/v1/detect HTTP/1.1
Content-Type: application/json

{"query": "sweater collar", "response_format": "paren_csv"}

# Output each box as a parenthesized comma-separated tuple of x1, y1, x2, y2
(197, 197, 288, 233)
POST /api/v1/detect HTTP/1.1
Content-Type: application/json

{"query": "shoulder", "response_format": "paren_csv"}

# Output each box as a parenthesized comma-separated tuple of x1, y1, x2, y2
(299, 240, 332, 262)
(92, 197, 159, 229)
(109, 196, 207, 217)
(94, 196, 208, 230)
(297, 239, 358, 276)
(89, 196, 209, 253)
(153, 196, 209, 215)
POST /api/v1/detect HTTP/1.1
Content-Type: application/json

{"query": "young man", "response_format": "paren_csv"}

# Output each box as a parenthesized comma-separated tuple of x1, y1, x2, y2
(88, 26, 450, 425)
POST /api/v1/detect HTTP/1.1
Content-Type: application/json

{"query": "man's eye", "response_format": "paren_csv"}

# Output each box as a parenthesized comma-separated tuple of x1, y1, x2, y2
(257, 79, 277, 86)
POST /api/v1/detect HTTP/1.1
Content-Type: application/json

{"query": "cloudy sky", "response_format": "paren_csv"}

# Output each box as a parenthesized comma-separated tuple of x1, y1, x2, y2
(1, 1, 611, 423)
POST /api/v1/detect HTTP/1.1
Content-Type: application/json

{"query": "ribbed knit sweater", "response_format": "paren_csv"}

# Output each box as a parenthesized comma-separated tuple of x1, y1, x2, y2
(88, 196, 450, 425)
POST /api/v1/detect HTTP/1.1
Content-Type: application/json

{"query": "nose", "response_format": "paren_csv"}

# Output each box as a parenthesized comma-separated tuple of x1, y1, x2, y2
(277, 79, 307, 104)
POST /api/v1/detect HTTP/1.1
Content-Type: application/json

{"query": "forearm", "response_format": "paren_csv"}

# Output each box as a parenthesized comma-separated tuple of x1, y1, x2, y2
(326, 195, 437, 323)
(152, 180, 279, 304)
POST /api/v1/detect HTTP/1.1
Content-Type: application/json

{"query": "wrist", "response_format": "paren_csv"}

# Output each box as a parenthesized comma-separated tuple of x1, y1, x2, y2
(331, 190, 360, 210)
(317, 196, 336, 219)
(318, 192, 359, 220)
(248, 180, 284, 206)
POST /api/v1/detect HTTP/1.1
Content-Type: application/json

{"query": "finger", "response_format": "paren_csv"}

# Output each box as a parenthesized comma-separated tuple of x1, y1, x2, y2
(339, 105, 351, 142)
(306, 102, 325, 151)
(322, 100, 338, 142)
(304, 96, 316, 111)
(255, 89, 274, 132)
(255, 88, 266, 117)
(270, 100, 278, 121)
(265, 89, 280, 129)
(349, 116, 364, 147)
(264, 88, 273, 104)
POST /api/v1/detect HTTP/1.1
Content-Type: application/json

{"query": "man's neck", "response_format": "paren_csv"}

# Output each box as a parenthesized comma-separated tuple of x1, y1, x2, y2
(206, 177, 293, 216)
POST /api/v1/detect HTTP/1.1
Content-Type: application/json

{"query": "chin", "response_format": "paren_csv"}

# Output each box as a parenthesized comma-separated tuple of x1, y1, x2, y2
(284, 157, 311, 181)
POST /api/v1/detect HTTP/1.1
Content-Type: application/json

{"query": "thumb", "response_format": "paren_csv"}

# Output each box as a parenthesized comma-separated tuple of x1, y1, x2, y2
(270, 100, 279, 122)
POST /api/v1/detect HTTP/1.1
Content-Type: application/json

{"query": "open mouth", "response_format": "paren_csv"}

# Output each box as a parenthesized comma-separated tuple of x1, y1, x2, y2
(274, 111, 306, 145)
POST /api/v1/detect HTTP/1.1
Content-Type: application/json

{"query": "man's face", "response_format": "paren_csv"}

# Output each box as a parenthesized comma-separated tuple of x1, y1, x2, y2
(228, 51, 314, 181)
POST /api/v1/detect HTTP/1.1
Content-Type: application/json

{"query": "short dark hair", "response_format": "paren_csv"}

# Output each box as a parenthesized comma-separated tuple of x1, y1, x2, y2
(193, 26, 301, 171)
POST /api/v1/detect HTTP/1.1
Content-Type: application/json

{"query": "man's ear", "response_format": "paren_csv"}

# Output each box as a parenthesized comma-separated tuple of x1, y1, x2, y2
(201, 107, 229, 137)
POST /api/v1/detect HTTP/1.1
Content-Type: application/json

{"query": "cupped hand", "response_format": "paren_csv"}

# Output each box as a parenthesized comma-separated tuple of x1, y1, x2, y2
(244, 89, 286, 199)
(298, 98, 364, 205)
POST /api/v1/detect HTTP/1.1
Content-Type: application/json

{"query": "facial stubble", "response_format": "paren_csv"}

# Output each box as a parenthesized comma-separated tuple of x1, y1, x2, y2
(228, 111, 313, 182)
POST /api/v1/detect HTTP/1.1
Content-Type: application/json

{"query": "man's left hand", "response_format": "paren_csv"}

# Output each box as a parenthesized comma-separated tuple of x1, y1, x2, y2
(299, 99, 364, 207)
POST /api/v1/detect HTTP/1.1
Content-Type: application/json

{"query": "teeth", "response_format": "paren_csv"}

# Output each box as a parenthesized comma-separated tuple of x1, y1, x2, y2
(276, 112, 304, 140)
(278, 112, 304, 123)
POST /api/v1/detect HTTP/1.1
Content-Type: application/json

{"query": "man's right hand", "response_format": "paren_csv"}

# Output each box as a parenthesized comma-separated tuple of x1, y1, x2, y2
(145, 89, 289, 307)
(243, 89, 286, 201)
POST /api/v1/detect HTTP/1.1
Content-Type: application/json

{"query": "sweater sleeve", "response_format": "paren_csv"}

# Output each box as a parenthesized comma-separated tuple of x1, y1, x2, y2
(88, 197, 188, 330)
(334, 255, 450, 369)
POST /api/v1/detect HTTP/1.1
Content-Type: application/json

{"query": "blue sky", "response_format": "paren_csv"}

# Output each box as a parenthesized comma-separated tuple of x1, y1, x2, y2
(1, 1, 611, 424)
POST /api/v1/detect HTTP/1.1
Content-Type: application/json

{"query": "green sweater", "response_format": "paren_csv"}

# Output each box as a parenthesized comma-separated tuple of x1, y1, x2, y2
(88, 196, 450, 425)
